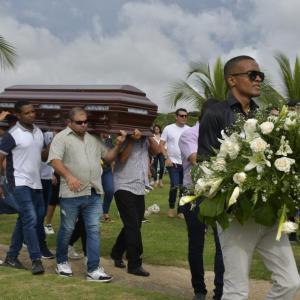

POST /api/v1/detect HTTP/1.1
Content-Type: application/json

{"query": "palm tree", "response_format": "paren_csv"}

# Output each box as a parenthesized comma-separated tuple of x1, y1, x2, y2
(167, 57, 228, 111)
(0, 35, 17, 70)
(275, 52, 300, 101)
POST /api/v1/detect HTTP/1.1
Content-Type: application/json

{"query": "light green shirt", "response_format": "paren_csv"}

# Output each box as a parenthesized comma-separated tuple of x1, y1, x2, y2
(48, 127, 107, 198)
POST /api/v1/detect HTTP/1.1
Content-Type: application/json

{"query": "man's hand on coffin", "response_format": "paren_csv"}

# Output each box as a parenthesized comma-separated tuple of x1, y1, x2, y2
(66, 174, 81, 192)
(0, 111, 10, 122)
(115, 130, 127, 146)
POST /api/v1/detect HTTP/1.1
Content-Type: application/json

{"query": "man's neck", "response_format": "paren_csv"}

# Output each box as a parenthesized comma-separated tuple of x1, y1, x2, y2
(231, 91, 251, 114)
(19, 121, 34, 131)
(175, 122, 184, 127)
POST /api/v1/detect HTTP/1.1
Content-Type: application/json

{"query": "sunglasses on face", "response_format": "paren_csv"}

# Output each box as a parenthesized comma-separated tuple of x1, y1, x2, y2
(72, 119, 88, 125)
(177, 114, 188, 118)
(230, 70, 265, 82)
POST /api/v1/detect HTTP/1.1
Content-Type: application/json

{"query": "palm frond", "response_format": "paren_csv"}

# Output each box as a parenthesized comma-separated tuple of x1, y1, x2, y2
(0, 35, 17, 70)
(166, 80, 206, 110)
(293, 56, 300, 99)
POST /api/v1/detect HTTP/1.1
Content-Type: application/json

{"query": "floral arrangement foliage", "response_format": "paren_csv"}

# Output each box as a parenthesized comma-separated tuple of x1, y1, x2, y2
(180, 106, 300, 240)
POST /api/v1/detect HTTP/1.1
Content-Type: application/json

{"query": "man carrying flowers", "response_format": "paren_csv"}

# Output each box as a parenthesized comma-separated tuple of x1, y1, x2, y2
(197, 56, 300, 300)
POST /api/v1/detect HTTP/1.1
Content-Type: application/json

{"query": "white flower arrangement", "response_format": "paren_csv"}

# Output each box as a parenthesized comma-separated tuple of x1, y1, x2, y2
(180, 106, 300, 240)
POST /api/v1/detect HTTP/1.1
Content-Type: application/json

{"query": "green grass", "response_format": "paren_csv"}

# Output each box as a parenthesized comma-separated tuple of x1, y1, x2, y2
(1, 175, 300, 298)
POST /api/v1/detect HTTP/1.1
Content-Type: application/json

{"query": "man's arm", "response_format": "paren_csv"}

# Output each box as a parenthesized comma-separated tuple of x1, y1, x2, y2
(0, 153, 6, 198)
(104, 130, 127, 162)
(197, 110, 222, 161)
(159, 140, 172, 167)
(50, 159, 81, 192)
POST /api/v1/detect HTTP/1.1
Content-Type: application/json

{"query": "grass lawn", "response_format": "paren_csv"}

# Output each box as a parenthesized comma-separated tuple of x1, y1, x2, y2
(1, 175, 300, 298)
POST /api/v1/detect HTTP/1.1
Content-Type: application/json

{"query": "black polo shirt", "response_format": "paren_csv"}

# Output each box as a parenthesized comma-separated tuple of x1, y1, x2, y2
(197, 93, 258, 161)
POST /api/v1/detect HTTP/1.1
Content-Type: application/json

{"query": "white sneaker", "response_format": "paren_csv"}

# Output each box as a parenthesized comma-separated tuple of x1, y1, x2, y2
(68, 246, 82, 259)
(0, 259, 3, 265)
(44, 224, 55, 235)
(86, 266, 113, 282)
(56, 262, 73, 277)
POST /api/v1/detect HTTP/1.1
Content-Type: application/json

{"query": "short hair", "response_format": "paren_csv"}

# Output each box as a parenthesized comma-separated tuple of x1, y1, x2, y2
(15, 100, 31, 113)
(68, 107, 86, 120)
(152, 124, 162, 134)
(224, 55, 255, 79)
(175, 108, 187, 116)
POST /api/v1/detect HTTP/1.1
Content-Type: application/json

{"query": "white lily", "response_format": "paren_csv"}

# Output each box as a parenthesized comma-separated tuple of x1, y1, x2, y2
(179, 195, 198, 206)
(228, 186, 240, 207)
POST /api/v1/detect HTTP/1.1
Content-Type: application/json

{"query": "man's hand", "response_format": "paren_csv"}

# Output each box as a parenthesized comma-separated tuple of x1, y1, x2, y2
(115, 130, 127, 146)
(165, 158, 173, 167)
(0, 186, 5, 199)
(130, 129, 142, 140)
(0, 111, 10, 122)
(66, 174, 81, 192)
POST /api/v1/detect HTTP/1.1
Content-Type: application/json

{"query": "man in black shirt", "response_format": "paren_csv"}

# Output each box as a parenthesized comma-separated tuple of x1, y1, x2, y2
(197, 56, 300, 300)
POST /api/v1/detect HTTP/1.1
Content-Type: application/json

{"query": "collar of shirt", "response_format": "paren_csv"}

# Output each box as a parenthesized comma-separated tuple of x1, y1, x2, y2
(227, 93, 259, 116)
(16, 121, 39, 133)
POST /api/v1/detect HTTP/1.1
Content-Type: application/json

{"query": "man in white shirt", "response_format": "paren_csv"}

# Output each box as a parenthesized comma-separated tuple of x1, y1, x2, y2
(159, 108, 189, 218)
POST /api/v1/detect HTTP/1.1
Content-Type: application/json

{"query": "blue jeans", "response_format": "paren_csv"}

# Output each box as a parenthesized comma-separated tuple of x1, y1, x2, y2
(152, 153, 165, 181)
(101, 169, 114, 214)
(167, 164, 183, 213)
(0, 180, 18, 214)
(183, 201, 224, 299)
(7, 186, 44, 261)
(56, 192, 102, 272)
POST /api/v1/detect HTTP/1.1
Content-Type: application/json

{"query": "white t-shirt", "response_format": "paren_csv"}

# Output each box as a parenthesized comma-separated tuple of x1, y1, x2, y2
(161, 123, 190, 164)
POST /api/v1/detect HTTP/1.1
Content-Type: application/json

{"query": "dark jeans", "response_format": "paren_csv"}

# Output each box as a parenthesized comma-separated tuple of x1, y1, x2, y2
(69, 213, 87, 256)
(7, 186, 45, 261)
(101, 169, 114, 214)
(111, 190, 145, 269)
(152, 153, 165, 181)
(183, 201, 224, 300)
(167, 164, 183, 213)
(41, 179, 52, 218)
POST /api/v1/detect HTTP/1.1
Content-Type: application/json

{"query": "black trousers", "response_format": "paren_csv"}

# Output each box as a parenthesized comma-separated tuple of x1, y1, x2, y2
(183, 201, 224, 300)
(111, 190, 145, 269)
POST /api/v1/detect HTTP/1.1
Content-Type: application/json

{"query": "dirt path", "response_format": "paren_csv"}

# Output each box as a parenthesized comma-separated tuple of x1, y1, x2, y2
(1, 244, 299, 300)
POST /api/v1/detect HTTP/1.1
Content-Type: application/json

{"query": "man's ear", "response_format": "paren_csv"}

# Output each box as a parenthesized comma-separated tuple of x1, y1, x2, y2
(227, 75, 236, 88)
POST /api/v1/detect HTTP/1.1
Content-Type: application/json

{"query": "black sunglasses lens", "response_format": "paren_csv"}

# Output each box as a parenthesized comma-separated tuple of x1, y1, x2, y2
(249, 71, 264, 82)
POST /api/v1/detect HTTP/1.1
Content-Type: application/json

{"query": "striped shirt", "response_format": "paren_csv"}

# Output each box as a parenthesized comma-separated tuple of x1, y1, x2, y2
(113, 137, 149, 195)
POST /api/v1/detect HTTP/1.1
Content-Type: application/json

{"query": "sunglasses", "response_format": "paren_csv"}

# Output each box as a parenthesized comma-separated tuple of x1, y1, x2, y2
(230, 70, 265, 82)
(72, 119, 88, 125)
(177, 114, 188, 118)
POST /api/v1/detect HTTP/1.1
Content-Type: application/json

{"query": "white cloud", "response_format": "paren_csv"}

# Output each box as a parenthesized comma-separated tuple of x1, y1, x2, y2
(1, 0, 300, 114)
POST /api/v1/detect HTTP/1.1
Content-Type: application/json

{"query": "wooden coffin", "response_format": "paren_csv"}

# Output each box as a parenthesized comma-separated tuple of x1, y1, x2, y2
(0, 85, 158, 135)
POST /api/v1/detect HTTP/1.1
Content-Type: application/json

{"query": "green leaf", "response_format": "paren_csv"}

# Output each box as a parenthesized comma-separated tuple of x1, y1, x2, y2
(254, 204, 277, 227)
(216, 212, 230, 229)
(199, 193, 225, 218)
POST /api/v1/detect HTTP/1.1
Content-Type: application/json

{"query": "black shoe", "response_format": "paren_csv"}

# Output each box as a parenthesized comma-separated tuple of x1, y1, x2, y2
(32, 259, 44, 275)
(3, 256, 27, 270)
(193, 293, 206, 300)
(41, 248, 55, 259)
(128, 266, 150, 277)
(111, 256, 126, 268)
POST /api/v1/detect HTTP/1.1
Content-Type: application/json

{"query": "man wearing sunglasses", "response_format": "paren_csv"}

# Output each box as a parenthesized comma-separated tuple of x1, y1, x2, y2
(48, 107, 127, 282)
(159, 108, 190, 219)
(197, 55, 300, 299)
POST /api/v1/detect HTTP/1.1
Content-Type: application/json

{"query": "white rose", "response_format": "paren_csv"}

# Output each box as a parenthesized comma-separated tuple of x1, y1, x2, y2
(259, 121, 274, 135)
(244, 119, 258, 134)
(282, 221, 299, 234)
(219, 140, 240, 159)
(212, 158, 227, 171)
(274, 157, 295, 173)
(284, 117, 297, 130)
(250, 137, 268, 153)
(233, 172, 247, 185)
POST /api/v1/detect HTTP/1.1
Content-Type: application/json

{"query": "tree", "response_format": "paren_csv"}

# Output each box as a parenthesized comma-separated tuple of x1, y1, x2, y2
(167, 57, 228, 111)
(0, 35, 17, 70)
(275, 52, 300, 101)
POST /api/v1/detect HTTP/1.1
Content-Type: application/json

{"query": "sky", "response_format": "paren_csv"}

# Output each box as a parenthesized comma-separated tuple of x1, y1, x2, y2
(0, 0, 299, 112)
